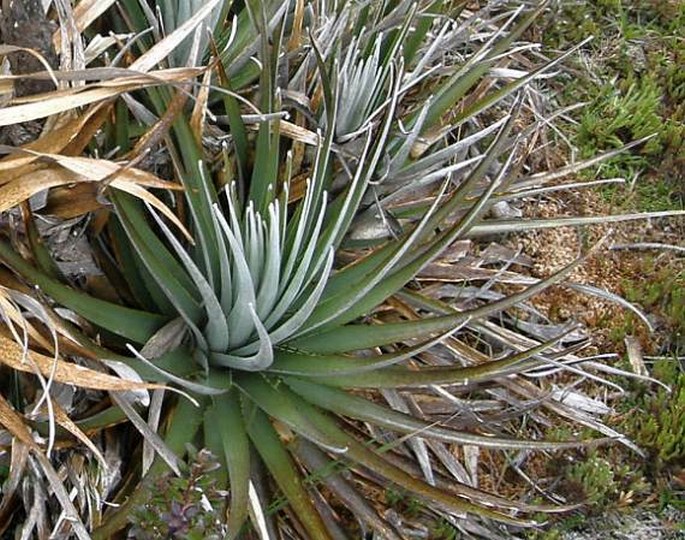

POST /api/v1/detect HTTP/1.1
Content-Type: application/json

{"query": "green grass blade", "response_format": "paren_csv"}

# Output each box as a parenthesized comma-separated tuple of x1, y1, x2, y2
(205, 390, 251, 539)
(112, 191, 198, 295)
(0, 240, 165, 343)
(107, 217, 166, 313)
(299, 184, 445, 334)
(301, 340, 562, 388)
(285, 377, 581, 451)
(291, 243, 598, 353)
(147, 203, 230, 352)
(113, 192, 204, 326)
(257, 386, 534, 526)
(269, 324, 548, 380)
(450, 38, 592, 128)
(290, 438, 404, 540)
(24, 208, 64, 280)
(420, 4, 544, 131)
(319, 112, 512, 305)
(467, 210, 685, 237)
(242, 400, 334, 540)
(305, 112, 518, 335)
(172, 120, 221, 284)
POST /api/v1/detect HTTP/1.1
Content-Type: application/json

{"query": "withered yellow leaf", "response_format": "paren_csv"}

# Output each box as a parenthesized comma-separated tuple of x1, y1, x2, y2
(0, 334, 165, 393)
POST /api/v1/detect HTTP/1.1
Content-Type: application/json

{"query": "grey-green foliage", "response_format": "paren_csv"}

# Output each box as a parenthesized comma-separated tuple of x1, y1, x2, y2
(157, 0, 227, 65)
(3, 1, 684, 538)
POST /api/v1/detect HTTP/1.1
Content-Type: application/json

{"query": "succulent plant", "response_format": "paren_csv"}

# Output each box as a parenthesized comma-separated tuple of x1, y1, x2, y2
(0, 1, 682, 538)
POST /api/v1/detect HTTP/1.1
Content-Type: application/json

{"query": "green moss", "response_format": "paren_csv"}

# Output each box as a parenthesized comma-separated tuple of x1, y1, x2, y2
(562, 453, 650, 511)
(384, 488, 423, 519)
(626, 360, 685, 466)
(567, 455, 619, 506)
(576, 77, 662, 174)
(619, 262, 685, 351)
(541, 0, 685, 211)
(431, 518, 459, 540)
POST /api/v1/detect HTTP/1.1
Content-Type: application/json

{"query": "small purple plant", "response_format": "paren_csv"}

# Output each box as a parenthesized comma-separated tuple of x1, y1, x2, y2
(129, 448, 226, 539)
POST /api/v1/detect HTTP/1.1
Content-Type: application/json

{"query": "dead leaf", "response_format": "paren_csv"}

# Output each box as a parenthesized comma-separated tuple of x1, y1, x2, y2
(0, 393, 39, 449)
(0, 103, 109, 177)
(0, 153, 192, 241)
(52, 0, 118, 50)
(0, 334, 166, 393)
(42, 400, 108, 470)
(190, 69, 212, 147)
(624, 335, 647, 377)
(44, 184, 103, 218)
(0, 67, 203, 126)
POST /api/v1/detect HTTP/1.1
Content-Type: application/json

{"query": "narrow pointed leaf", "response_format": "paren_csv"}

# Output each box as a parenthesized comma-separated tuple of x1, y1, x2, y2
(292, 244, 599, 353)
(205, 391, 251, 539)
(285, 377, 583, 450)
(0, 240, 165, 343)
(243, 402, 334, 540)
(257, 389, 534, 526)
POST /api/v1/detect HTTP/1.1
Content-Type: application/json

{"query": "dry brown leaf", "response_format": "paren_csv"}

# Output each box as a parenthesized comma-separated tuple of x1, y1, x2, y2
(624, 335, 647, 376)
(287, 172, 310, 203)
(52, 0, 118, 50)
(277, 120, 319, 146)
(0, 334, 166, 393)
(0, 394, 91, 540)
(127, 83, 190, 160)
(45, 401, 108, 469)
(32, 152, 177, 189)
(0, 166, 83, 210)
(287, 0, 306, 52)
(0, 67, 202, 126)
(0, 85, 132, 126)
(0, 103, 109, 176)
(190, 69, 212, 147)
(44, 184, 103, 218)
(0, 439, 29, 514)
(0, 152, 192, 240)
(0, 393, 39, 450)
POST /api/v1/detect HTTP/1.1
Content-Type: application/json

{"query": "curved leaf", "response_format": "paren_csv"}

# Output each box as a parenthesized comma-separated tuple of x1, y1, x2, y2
(0, 240, 166, 343)
(286, 377, 585, 451)
(243, 401, 334, 540)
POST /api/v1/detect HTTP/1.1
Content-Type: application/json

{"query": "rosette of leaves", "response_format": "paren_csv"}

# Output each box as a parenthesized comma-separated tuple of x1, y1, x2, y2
(1, 1, 682, 538)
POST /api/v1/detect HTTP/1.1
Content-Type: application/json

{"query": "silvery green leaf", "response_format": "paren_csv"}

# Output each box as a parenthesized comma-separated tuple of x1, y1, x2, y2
(210, 304, 274, 371)
(147, 204, 229, 352)
(100, 359, 150, 407)
(158, 0, 225, 66)
(265, 191, 329, 328)
(109, 392, 181, 476)
(213, 205, 260, 348)
(391, 116, 508, 185)
(550, 387, 612, 415)
(255, 203, 282, 317)
(234, 248, 334, 356)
